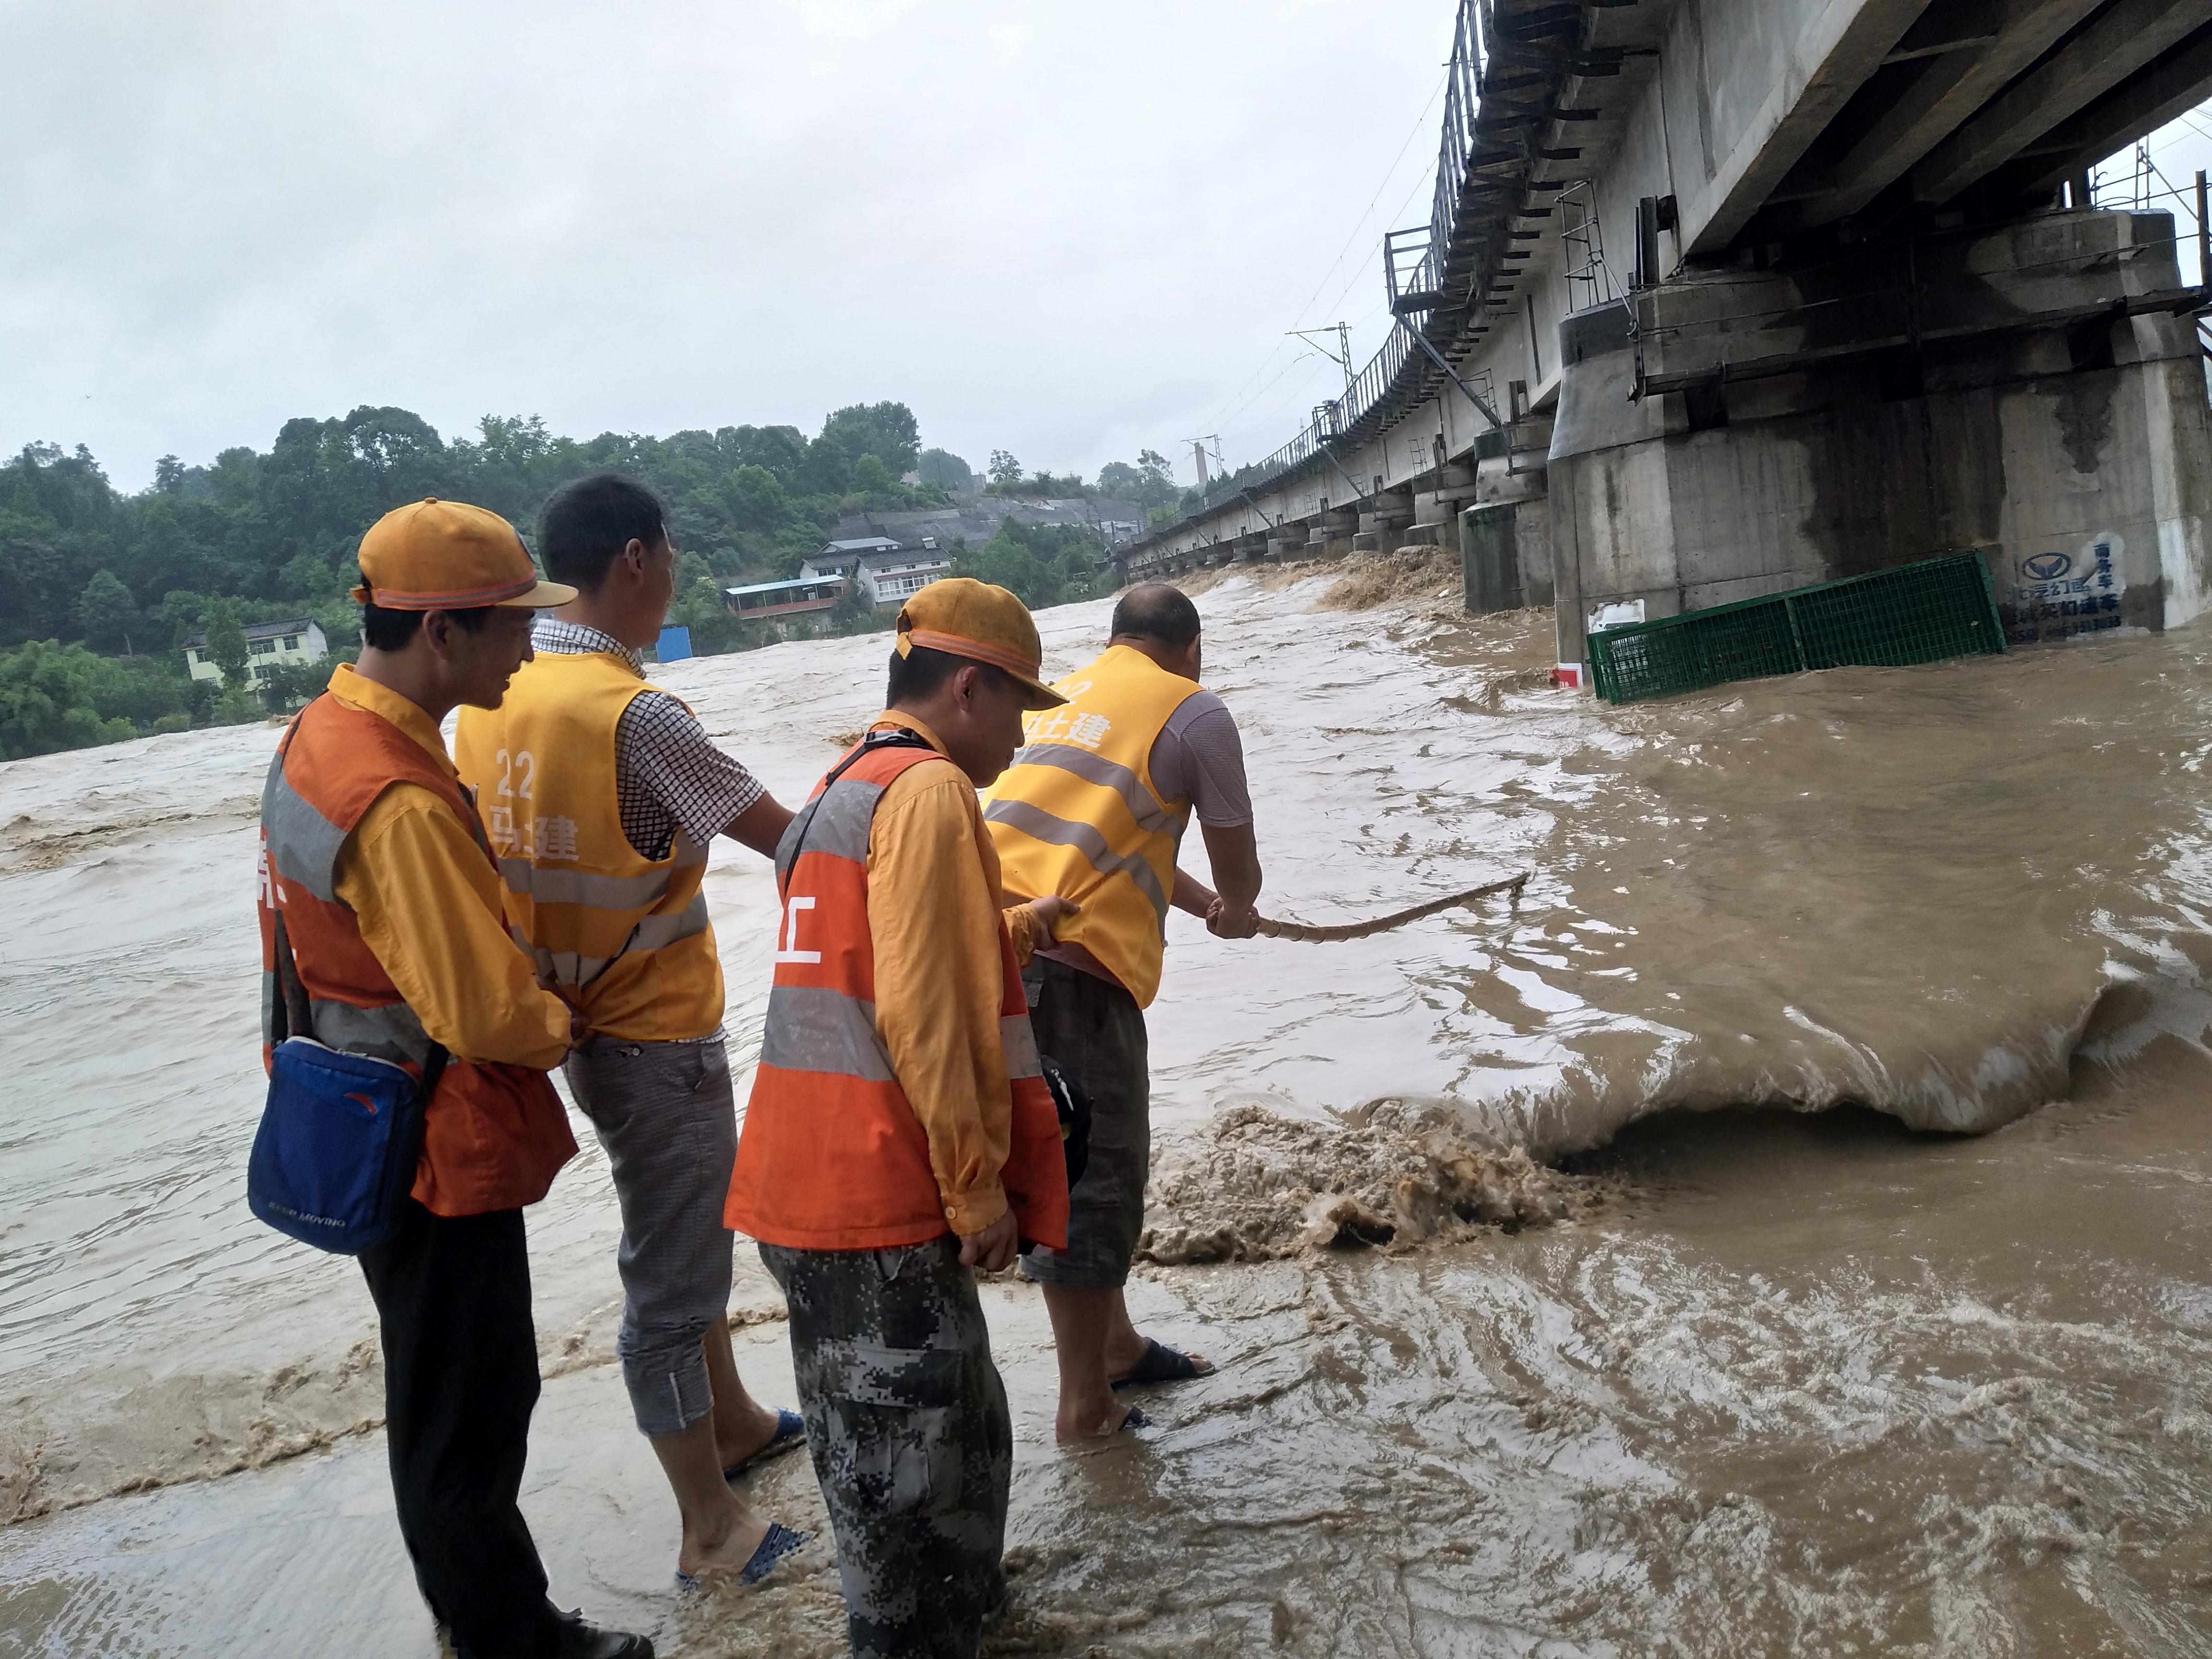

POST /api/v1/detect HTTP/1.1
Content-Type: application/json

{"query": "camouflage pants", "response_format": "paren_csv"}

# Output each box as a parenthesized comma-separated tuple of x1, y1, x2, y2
(759, 1237, 1010, 1659)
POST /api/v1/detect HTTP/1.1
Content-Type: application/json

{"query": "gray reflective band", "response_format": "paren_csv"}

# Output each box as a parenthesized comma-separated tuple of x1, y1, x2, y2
(307, 997, 431, 1065)
(760, 984, 896, 1083)
(261, 759, 348, 903)
(519, 892, 711, 989)
(779, 777, 888, 879)
(1000, 1013, 1042, 1080)
(631, 891, 711, 952)
(980, 798, 1169, 923)
(498, 858, 674, 911)
(1007, 743, 1186, 840)
(670, 830, 709, 869)
(261, 969, 431, 1064)
(532, 947, 604, 989)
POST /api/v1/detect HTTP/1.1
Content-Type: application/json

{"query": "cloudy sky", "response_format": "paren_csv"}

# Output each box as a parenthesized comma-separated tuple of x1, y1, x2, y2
(6, 3, 2208, 495)
(1, 0, 1459, 493)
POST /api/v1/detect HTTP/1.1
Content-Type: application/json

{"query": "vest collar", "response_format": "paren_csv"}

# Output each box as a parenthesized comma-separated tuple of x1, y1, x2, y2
(870, 709, 950, 756)
(325, 663, 456, 774)
(1100, 640, 1201, 690)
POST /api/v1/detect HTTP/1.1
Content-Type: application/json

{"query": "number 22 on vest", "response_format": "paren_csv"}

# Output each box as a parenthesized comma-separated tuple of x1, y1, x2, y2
(489, 747, 535, 852)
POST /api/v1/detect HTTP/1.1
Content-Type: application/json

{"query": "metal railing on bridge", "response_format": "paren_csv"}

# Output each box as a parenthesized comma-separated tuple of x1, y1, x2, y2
(1142, 0, 1491, 544)
(1387, 0, 1486, 319)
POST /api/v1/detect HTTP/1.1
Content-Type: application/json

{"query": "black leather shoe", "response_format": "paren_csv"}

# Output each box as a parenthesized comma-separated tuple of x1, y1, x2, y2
(453, 1611, 653, 1659)
(547, 1611, 653, 1659)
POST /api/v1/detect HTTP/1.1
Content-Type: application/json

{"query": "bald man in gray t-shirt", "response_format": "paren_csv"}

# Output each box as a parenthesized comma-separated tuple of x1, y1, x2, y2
(1008, 583, 1264, 1443)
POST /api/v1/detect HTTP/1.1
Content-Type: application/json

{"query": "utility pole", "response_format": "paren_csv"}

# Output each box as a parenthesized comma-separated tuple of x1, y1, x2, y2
(1182, 435, 1221, 487)
(1287, 324, 1356, 398)
(2198, 171, 2209, 292)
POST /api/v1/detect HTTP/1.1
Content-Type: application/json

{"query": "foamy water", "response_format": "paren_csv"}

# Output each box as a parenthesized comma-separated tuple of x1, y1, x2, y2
(5, 560, 2212, 1654)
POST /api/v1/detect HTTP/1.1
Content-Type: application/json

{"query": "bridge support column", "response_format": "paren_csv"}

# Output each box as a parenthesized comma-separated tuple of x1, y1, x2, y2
(1545, 208, 2212, 685)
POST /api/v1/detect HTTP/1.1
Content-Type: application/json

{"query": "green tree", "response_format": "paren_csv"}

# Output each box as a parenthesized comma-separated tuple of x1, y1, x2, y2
(918, 448, 974, 492)
(1098, 450, 1180, 509)
(952, 518, 1105, 610)
(76, 569, 141, 653)
(202, 599, 249, 688)
(987, 450, 1022, 487)
(821, 402, 920, 476)
(851, 454, 896, 496)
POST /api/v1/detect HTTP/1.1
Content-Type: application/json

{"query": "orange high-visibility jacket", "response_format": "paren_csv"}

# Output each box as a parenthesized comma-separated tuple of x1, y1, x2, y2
(258, 694, 577, 1216)
(725, 738, 1070, 1251)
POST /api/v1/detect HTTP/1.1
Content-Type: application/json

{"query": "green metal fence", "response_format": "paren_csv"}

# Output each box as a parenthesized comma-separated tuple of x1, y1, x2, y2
(1586, 552, 2005, 705)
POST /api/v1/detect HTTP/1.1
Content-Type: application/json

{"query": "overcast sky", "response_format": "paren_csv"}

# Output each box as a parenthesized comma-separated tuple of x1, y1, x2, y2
(0, 0, 1457, 493)
(5, 4, 2208, 496)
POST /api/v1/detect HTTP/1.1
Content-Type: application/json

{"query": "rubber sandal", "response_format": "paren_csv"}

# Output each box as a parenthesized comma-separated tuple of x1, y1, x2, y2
(1120, 1406, 1150, 1432)
(672, 1522, 808, 1593)
(722, 1408, 806, 1480)
(742, 1522, 807, 1585)
(1109, 1337, 1216, 1390)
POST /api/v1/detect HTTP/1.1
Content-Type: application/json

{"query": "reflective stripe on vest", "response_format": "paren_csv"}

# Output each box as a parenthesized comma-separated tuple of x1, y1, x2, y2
(980, 644, 1200, 1008)
(454, 651, 723, 1043)
(725, 738, 1069, 1253)
(257, 692, 576, 1217)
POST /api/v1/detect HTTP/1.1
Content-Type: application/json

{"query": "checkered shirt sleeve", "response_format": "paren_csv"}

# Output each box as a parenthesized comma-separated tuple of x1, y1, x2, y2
(614, 692, 766, 861)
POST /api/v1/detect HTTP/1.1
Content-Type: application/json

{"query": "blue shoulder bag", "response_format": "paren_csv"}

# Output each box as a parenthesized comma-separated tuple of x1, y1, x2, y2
(247, 911, 448, 1255)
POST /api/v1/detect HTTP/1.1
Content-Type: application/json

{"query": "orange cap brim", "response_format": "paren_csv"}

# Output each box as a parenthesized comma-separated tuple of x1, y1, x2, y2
(348, 576, 578, 610)
(898, 626, 1067, 709)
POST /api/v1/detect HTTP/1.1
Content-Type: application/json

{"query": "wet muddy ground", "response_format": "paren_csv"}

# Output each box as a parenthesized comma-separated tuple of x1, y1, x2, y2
(4, 560, 2209, 1655)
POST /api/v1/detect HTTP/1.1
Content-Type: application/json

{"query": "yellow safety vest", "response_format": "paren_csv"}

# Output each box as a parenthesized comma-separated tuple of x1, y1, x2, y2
(454, 650, 724, 1042)
(982, 644, 1199, 1008)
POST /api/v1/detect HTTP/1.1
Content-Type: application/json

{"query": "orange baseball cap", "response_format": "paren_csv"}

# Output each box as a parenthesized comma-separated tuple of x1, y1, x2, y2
(895, 578, 1066, 709)
(348, 497, 577, 611)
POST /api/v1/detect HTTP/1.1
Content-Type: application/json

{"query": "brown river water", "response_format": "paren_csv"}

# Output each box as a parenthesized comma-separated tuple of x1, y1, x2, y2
(3, 553, 2210, 1655)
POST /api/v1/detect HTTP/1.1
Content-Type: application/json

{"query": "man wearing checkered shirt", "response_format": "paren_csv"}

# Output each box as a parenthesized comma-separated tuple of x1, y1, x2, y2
(454, 474, 806, 1590)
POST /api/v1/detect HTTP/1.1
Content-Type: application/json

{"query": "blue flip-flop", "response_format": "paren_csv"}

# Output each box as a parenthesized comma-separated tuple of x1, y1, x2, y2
(1110, 1338, 1215, 1390)
(673, 1522, 808, 1593)
(722, 1408, 806, 1481)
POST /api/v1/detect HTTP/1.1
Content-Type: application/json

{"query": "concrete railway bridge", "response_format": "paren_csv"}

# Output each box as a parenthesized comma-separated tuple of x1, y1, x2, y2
(1121, 0, 2212, 682)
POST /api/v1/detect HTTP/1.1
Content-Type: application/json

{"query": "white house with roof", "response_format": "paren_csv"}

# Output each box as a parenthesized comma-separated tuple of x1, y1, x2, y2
(182, 618, 329, 685)
(800, 537, 951, 607)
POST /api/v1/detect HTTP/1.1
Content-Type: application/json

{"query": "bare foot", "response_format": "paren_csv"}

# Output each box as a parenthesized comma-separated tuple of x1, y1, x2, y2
(1054, 1394, 1137, 1443)
(678, 1509, 772, 1582)
(716, 1399, 787, 1471)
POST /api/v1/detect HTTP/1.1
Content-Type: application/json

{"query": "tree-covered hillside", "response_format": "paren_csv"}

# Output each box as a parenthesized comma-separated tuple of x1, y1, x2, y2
(0, 401, 1146, 762)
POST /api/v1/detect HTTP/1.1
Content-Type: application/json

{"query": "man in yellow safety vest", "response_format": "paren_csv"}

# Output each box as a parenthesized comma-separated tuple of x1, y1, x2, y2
(455, 474, 805, 1588)
(980, 581, 1264, 1439)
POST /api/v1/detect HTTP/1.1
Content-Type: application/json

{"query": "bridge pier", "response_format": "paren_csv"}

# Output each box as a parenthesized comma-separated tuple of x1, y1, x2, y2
(1547, 208, 2212, 679)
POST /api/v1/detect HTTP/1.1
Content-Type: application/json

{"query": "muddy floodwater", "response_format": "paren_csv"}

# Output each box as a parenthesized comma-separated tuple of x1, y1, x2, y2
(5, 556, 2212, 1656)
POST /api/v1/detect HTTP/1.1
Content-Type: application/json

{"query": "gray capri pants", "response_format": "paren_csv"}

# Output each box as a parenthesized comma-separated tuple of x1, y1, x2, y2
(564, 1034, 737, 1439)
(1017, 956, 1150, 1289)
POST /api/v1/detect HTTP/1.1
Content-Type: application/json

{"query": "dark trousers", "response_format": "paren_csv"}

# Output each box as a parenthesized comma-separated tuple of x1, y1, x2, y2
(1017, 957, 1150, 1288)
(360, 1198, 561, 1659)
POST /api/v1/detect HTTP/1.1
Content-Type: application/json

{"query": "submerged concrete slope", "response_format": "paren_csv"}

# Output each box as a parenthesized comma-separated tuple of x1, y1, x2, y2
(1124, 0, 2212, 678)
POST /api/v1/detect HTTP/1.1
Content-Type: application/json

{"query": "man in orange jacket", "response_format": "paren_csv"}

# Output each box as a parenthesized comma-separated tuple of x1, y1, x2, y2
(257, 498, 650, 1659)
(725, 579, 1073, 1659)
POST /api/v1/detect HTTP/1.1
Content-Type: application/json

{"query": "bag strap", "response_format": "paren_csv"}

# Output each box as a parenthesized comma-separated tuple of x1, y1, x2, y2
(777, 725, 936, 901)
(269, 910, 314, 1044)
(270, 906, 450, 1103)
